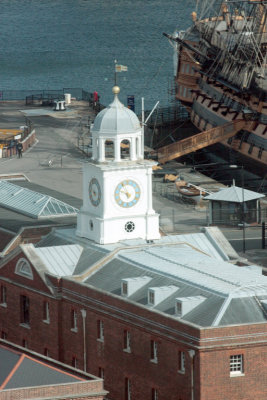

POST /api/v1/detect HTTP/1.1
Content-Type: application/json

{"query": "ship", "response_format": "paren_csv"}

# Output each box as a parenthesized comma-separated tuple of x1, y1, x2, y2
(160, 0, 267, 178)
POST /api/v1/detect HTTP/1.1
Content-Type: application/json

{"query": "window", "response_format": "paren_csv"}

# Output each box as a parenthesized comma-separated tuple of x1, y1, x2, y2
(122, 282, 128, 296)
(148, 290, 155, 305)
(22, 339, 28, 348)
(125, 378, 131, 400)
(150, 340, 158, 363)
(123, 330, 131, 352)
(0, 286, 7, 306)
(178, 351, 185, 373)
(152, 388, 158, 400)
(98, 367, 104, 379)
(43, 301, 50, 323)
(97, 320, 104, 341)
(20, 295, 30, 326)
(44, 348, 49, 357)
(1, 331, 7, 340)
(230, 354, 244, 376)
(72, 356, 78, 368)
(71, 310, 78, 332)
(176, 301, 182, 316)
(15, 258, 33, 280)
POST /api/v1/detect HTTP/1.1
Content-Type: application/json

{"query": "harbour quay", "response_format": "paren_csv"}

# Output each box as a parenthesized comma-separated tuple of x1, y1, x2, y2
(0, 93, 265, 265)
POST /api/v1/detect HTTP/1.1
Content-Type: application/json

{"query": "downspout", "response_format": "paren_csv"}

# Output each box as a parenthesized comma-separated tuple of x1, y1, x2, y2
(188, 349, 195, 400)
(81, 309, 87, 371)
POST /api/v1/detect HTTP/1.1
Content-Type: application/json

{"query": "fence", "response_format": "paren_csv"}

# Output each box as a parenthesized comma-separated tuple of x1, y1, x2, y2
(0, 88, 105, 111)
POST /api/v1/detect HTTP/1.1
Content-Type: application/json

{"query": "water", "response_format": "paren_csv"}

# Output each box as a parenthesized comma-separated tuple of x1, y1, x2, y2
(0, 0, 194, 111)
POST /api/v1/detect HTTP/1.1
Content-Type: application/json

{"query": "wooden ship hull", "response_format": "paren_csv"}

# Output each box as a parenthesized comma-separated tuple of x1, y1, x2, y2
(163, 1, 267, 176)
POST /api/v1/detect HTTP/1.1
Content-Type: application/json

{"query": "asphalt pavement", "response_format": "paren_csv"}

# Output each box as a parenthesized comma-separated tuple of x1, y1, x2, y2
(0, 100, 266, 266)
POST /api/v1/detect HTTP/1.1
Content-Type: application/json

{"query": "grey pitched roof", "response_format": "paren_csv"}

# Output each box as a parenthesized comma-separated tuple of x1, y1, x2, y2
(0, 347, 20, 386)
(0, 345, 83, 390)
(84, 243, 267, 328)
(4, 357, 81, 389)
(205, 185, 265, 202)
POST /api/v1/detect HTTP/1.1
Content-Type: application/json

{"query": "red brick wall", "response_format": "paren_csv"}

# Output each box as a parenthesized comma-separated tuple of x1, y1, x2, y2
(0, 252, 60, 359)
(2, 258, 267, 400)
(0, 380, 106, 400)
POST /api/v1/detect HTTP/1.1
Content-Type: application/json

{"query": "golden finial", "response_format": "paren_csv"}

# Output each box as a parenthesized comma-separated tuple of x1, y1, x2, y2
(112, 86, 120, 95)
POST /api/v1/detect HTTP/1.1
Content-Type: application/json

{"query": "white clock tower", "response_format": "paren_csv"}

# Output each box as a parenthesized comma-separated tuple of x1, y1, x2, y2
(76, 86, 160, 244)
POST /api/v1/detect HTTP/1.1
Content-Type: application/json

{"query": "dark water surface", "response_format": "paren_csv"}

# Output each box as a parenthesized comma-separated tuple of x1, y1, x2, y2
(1, 0, 194, 110)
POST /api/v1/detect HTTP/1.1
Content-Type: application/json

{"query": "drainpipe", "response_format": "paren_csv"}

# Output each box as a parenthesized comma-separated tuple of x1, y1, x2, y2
(81, 309, 87, 371)
(188, 349, 195, 400)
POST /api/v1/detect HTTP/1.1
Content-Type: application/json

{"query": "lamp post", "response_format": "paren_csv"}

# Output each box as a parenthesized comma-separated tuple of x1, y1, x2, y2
(230, 165, 245, 253)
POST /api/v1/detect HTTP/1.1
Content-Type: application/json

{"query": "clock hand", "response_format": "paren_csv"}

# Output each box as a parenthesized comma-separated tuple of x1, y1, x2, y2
(120, 188, 131, 199)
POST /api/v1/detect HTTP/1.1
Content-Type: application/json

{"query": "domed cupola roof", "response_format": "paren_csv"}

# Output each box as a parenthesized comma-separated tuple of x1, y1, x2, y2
(92, 86, 141, 136)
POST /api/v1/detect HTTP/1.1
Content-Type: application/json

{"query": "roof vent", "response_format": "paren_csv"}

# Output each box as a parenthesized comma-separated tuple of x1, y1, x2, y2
(148, 285, 178, 306)
(121, 276, 152, 297)
(175, 296, 205, 317)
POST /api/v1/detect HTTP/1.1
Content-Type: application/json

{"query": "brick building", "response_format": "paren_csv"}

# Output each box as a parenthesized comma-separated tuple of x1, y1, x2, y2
(1, 87, 267, 400)
(1, 225, 267, 400)
(0, 340, 107, 399)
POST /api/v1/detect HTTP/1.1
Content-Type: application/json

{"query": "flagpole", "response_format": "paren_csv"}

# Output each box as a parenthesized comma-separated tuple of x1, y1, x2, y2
(114, 59, 117, 86)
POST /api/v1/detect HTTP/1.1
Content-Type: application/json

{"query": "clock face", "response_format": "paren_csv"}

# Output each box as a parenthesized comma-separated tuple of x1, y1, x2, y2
(89, 178, 101, 207)
(114, 180, 141, 208)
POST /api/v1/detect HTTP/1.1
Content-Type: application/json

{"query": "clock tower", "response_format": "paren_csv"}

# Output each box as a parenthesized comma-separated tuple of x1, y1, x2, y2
(76, 86, 160, 244)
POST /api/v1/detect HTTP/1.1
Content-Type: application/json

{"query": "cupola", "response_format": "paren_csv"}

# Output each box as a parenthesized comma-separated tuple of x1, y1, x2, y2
(91, 86, 143, 162)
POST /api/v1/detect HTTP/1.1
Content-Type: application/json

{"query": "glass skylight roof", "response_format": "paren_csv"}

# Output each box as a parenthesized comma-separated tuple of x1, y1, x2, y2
(0, 181, 78, 219)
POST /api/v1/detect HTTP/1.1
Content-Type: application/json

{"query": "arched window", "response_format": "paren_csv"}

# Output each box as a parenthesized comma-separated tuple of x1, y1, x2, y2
(15, 258, 33, 280)
(121, 139, 130, 159)
(105, 140, 114, 159)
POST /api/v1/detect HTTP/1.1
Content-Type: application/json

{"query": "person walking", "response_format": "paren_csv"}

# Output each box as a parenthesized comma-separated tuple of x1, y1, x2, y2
(17, 142, 23, 158)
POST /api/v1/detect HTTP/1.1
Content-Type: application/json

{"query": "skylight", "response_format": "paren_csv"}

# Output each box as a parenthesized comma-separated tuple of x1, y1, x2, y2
(0, 181, 78, 219)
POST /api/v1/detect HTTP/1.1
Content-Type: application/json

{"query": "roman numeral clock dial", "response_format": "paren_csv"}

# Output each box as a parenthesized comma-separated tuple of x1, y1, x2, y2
(89, 178, 101, 207)
(114, 180, 141, 208)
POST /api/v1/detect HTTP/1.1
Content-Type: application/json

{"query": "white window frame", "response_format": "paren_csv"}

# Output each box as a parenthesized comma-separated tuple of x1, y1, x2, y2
(97, 320, 104, 342)
(178, 351, 185, 373)
(0, 285, 7, 307)
(176, 301, 182, 316)
(71, 310, 78, 332)
(148, 290, 155, 305)
(124, 330, 131, 353)
(122, 282, 128, 296)
(43, 301, 50, 324)
(151, 340, 158, 363)
(152, 388, 158, 400)
(15, 258, 33, 280)
(230, 354, 244, 376)
(125, 378, 131, 400)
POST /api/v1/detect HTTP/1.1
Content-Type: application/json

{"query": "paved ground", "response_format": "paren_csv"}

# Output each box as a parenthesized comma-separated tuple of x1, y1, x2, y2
(0, 100, 266, 265)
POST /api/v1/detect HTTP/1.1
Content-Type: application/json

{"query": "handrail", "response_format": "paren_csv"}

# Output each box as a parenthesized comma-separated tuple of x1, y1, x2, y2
(157, 119, 251, 164)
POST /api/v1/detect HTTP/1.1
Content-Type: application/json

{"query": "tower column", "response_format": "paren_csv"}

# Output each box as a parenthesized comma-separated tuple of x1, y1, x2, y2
(130, 137, 137, 161)
(99, 139, 105, 162)
(92, 138, 98, 160)
(147, 169, 153, 213)
(115, 139, 121, 162)
(137, 136, 142, 159)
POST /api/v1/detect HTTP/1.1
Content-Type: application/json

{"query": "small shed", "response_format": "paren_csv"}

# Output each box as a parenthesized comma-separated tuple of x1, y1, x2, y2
(205, 185, 265, 226)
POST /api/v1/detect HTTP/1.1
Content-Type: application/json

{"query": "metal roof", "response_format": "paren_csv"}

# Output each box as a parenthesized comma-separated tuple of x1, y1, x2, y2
(33, 245, 83, 276)
(0, 345, 83, 390)
(0, 180, 78, 219)
(205, 185, 265, 203)
(119, 246, 267, 297)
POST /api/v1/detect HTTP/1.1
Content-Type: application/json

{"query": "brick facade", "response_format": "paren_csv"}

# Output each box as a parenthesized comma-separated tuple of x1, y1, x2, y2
(1, 252, 267, 399)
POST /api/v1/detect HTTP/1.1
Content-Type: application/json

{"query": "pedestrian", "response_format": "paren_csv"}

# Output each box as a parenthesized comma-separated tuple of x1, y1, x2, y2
(17, 142, 23, 158)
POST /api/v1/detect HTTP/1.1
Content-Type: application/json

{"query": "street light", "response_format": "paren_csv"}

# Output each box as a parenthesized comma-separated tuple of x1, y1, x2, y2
(230, 164, 245, 253)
